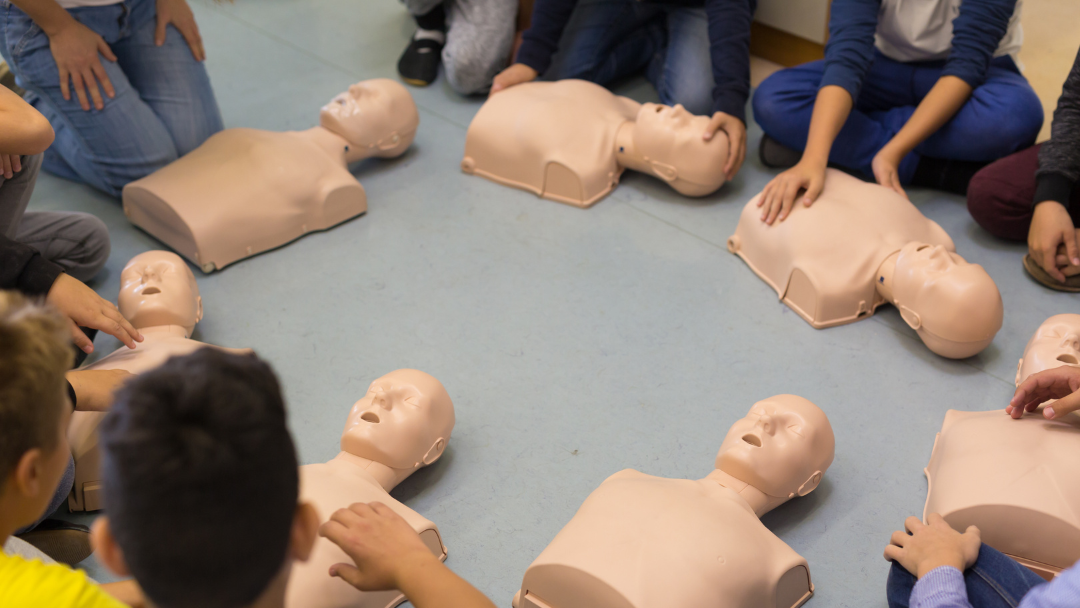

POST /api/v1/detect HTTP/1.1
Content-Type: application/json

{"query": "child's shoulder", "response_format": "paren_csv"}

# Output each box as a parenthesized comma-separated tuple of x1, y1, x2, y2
(0, 549, 125, 608)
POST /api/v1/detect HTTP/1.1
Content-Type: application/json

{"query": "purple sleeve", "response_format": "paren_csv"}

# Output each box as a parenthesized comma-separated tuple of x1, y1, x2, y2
(910, 567, 973, 608)
(1019, 561, 1080, 608)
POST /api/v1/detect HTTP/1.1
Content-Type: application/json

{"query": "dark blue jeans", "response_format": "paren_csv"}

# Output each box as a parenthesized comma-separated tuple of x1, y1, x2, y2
(544, 0, 714, 116)
(887, 544, 1047, 608)
(752, 50, 1043, 184)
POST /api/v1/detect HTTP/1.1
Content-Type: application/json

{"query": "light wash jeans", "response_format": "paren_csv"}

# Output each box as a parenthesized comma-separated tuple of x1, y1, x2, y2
(544, 0, 714, 116)
(0, 0, 223, 197)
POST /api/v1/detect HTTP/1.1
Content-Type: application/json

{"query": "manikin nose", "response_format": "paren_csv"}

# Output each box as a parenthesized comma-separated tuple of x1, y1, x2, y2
(1061, 332, 1080, 356)
(372, 388, 392, 410)
(755, 414, 774, 434)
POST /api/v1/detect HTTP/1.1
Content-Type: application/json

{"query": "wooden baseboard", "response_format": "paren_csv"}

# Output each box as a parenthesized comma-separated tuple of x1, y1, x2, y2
(750, 22, 825, 67)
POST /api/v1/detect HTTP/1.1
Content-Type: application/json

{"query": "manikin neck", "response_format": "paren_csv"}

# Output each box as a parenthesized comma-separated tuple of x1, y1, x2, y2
(133, 325, 191, 339)
(704, 469, 791, 518)
(330, 451, 417, 492)
(298, 127, 372, 166)
(876, 250, 902, 304)
(614, 121, 656, 177)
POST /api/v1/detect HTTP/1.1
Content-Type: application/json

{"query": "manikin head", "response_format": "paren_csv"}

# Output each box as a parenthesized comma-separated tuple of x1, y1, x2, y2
(633, 103, 728, 197)
(890, 242, 1003, 359)
(340, 369, 455, 471)
(320, 78, 419, 159)
(118, 251, 203, 337)
(1016, 314, 1080, 385)
(716, 395, 835, 500)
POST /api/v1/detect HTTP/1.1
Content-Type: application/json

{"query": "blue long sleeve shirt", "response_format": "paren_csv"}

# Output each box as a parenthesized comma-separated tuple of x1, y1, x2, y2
(515, 0, 756, 123)
(911, 562, 1080, 608)
(821, 0, 1021, 102)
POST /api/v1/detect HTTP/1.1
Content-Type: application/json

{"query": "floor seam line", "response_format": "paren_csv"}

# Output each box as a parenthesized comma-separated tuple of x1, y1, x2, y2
(623, 201, 730, 251)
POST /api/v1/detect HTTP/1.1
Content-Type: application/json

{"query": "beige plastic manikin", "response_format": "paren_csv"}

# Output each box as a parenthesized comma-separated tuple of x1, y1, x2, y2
(728, 169, 1003, 359)
(512, 395, 835, 608)
(923, 314, 1080, 580)
(461, 79, 729, 208)
(67, 251, 249, 511)
(122, 79, 420, 272)
(285, 369, 455, 608)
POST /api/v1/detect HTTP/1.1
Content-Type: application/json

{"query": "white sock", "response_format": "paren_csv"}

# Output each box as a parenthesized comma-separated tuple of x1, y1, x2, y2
(414, 28, 445, 45)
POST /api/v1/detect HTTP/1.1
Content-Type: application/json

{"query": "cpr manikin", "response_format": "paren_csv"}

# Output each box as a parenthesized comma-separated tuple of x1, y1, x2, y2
(122, 79, 420, 272)
(67, 251, 249, 511)
(461, 80, 729, 208)
(728, 169, 1003, 359)
(923, 314, 1080, 580)
(512, 395, 834, 608)
(286, 369, 454, 608)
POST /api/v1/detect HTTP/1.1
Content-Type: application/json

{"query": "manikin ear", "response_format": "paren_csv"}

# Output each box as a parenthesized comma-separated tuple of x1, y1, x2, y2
(796, 471, 823, 497)
(91, 517, 132, 577)
(289, 502, 321, 563)
(899, 306, 921, 330)
(421, 438, 446, 466)
(377, 132, 402, 151)
(648, 160, 678, 182)
(194, 296, 204, 324)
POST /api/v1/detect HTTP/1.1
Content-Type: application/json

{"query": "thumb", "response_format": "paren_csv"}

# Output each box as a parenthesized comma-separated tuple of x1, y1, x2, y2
(155, 15, 168, 46)
(803, 176, 824, 207)
(703, 115, 722, 141)
(328, 563, 366, 589)
(1044, 390, 1080, 420)
(965, 525, 981, 542)
(70, 319, 94, 354)
(97, 38, 117, 62)
(1064, 228, 1080, 267)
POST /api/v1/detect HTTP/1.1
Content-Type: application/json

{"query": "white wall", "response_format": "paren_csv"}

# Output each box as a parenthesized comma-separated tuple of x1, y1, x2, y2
(755, 0, 830, 44)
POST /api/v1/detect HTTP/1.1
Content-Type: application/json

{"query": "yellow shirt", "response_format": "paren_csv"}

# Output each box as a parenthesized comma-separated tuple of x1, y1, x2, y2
(0, 551, 126, 608)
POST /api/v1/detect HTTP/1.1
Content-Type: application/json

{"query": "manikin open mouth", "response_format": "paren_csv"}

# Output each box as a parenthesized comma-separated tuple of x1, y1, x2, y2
(741, 434, 761, 447)
(1058, 353, 1079, 365)
(360, 412, 380, 423)
(142, 287, 161, 295)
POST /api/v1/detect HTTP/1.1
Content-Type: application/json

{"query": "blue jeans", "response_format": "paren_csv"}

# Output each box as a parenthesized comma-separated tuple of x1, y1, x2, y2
(752, 51, 1043, 184)
(544, 0, 714, 116)
(887, 544, 1047, 608)
(0, 0, 223, 198)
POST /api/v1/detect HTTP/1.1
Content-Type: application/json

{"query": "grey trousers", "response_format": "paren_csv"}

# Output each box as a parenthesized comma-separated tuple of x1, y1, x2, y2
(402, 0, 517, 95)
(0, 153, 110, 282)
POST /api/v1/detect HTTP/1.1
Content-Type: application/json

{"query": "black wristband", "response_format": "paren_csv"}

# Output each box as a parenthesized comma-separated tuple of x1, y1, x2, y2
(66, 380, 77, 411)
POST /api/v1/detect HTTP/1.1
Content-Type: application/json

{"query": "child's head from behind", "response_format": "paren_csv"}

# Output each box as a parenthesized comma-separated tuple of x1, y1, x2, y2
(95, 349, 318, 608)
(0, 292, 73, 531)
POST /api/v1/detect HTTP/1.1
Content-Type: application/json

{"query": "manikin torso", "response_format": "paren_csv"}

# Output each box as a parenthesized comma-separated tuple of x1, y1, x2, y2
(286, 454, 446, 608)
(923, 314, 1080, 579)
(514, 470, 811, 608)
(462, 80, 638, 208)
(123, 128, 363, 273)
(728, 168, 953, 328)
(67, 326, 248, 512)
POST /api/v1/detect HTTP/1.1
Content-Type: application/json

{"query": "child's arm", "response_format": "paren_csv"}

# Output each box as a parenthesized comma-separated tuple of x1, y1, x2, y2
(0, 85, 53, 156)
(320, 502, 497, 608)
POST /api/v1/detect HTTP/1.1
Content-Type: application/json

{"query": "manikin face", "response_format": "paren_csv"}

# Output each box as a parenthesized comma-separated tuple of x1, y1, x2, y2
(1017, 314, 1080, 385)
(892, 242, 1003, 359)
(319, 78, 419, 156)
(715, 395, 835, 498)
(117, 251, 203, 335)
(340, 369, 455, 470)
(633, 103, 727, 196)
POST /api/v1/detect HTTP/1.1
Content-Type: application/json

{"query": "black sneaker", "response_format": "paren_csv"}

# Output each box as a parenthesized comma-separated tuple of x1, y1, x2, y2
(759, 134, 802, 169)
(398, 37, 443, 87)
(17, 519, 93, 566)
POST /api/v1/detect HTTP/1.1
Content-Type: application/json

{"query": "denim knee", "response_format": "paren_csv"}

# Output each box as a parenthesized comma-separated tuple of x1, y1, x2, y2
(751, 71, 794, 135)
(886, 560, 917, 608)
(657, 74, 713, 116)
(992, 87, 1044, 158)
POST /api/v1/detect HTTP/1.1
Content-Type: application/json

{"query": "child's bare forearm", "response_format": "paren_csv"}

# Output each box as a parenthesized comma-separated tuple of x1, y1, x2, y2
(801, 85, 854, 166)
(882, 76, 972, 159)
(398, 558, 497, 608)
(0, 86, 53, 155)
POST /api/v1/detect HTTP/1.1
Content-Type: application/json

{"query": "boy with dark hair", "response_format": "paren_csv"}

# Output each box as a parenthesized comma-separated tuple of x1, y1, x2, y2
(91, 348, 497, 608)
(0, 290, 141, 607)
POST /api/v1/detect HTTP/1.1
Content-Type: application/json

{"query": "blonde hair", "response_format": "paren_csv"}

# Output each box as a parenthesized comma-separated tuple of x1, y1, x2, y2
(0, 291, 72, 482)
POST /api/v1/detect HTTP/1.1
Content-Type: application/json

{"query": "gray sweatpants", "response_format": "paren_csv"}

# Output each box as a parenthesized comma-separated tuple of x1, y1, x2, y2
(0, 153, 110, 282)
(403, 0, 517, 95)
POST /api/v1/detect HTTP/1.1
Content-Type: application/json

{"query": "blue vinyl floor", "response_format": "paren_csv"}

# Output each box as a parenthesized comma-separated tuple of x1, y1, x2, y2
(38, 1, 1079, 606)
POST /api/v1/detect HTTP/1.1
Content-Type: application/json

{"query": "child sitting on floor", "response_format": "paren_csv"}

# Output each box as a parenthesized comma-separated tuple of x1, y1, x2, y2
(91, 348, 497, 608)
(0, 291, 141, 608)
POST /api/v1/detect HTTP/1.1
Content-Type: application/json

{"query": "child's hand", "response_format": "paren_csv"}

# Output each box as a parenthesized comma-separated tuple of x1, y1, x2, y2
(319, 502, 440, 592)
(871, 145, 907, 199)
(1008, 366, 1080, 420)
(883, 514, 981, 579)
(758, 158, 826, 225)
(66, 369, 132, 411)
(490, 63, 537, 95)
